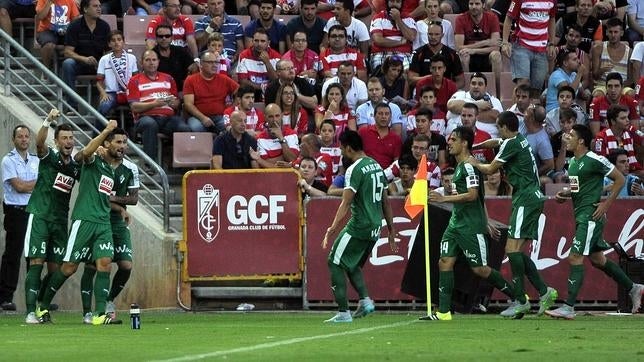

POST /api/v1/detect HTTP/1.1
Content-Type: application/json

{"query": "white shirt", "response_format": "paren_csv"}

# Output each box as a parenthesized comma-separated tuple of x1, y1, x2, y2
(413, 18, 455, 51)
(355, 100, 404, 127)
(629, 41, 644, 78)
(321, 76, 368, 113)
(446, 90, 503, 138)
(323, 16, 370, 49)
(97, 51, 139, 93)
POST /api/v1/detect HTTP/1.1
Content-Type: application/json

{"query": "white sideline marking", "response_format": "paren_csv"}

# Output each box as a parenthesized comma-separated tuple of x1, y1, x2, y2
(153, 319, 417, 361)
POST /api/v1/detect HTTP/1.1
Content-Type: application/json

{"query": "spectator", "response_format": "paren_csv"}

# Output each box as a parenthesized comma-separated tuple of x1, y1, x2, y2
(355, 77, 404, 136)
(223, 85, 265, 135)
(639, 75, 644, 117)
(524, 104, 555, 185)
(446, 72, 503, 138)
(0, 0, 35, 40)
(358, 102, 402, 169)
(134, 0, 162, 15)
(484, 168, 512, 196)
(545, 49, 586, 113)
(152, 24, 195, 92)
(371, 0, 423, 18)
(253, 103, 300, 168)
(320, 0, 370, 55)
(544, 85, 587, 136)
(318, 119, 342, 176)
(318, 0, 371, 21)
(181, 0, 206, 14)
(604, 148, 643, 196)
(369, 0, 416, 72)
(244, 0, 287, 54)
(414, 54, 458, 114)
(127, 50, 190, 165)
(402, 106, 447, 166)
(202, 32, 232, 76)
(507, 84, 531, 135)
(146, 0, 198, 57)
(408, 22, 464, 90)
(35, 0, 80, 73)
(264, 59, 318, 111)
(501, 0, 556, 96)
(593, 104, 643, 177)
(385, 133, 442, 189)
(321, 61, 368, 113)
(276, 83, 308, 137)
(286, 0, 327, 53)
(320, 24, 367, 81)
(406, 86, 447, 136)
(379, 56, 409, 106)
(591, 18, 630, 90)
(297, 156, 329, 197)
(589, 72, 639, 135)
(211, 110, 259, 169)
(550, 107, 576, 182)
(96, 30, 138, 118)
(237, 28, 281, 102)
(387, 153, 418, 196)
(282, 31, 322, 87)
(626, 0, 644, 44)
(458, 102, 495, 163)
(553, 0, 601, 54)
(414, 0, 455, 50)
(629, 41, 644, 86)
(297, 133, 334, 186)
(184, 51, 240, 134)
(62, 0, 110, 111)
(454, 0, 502, 97)
(315, 82, 355, 136)
(550, 24, 591, 83)
(433, 166, 454, 196)
(194, 0, 244, 62)
(101, 0, 134, 15)
(326, 155, 352, 195)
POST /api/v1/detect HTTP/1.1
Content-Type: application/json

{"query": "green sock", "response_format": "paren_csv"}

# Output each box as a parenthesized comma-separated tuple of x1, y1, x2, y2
(507, 252, 527, 303)
(347, 267, 368, 299)
(565, 264, 585, 306)
(522, 253, 547, 296)
(438, 271, 454, 313)
(38, 271, 53, 303)
(25, 264, 43, 314)
(80, 267, 96, 315)
(599, 260, 634, 291)
(487, 269, 514, 299)
(40, 270, 69, 310)
(93, 271, 111, 315)
(328, 262, 348, 311)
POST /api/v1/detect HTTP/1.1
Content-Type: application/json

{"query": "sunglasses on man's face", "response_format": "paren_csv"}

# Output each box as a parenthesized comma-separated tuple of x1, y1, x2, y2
(157, 34, 172, 39)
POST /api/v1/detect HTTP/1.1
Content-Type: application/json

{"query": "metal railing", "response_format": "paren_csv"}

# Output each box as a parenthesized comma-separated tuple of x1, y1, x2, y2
(0, 32, 173, 232)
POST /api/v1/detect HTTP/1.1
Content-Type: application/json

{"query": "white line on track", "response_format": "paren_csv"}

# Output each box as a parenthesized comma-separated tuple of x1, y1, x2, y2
(152, 319, 417, 361)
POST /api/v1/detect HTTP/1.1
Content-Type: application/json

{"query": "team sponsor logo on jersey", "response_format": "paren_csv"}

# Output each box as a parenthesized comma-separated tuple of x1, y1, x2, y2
(197, 184, 220, 243)
(466, 174, 479, 188)
(98, 175, 114, 195)
(569, 175, 579, 192)
(53, 172, 74, 193)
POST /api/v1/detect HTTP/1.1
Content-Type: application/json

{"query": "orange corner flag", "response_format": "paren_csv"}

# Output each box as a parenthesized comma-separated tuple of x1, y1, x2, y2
(404, 154, 428, 218)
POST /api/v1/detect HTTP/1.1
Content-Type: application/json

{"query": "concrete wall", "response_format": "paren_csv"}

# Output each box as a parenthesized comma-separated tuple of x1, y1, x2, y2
(0, 94, 184, 312)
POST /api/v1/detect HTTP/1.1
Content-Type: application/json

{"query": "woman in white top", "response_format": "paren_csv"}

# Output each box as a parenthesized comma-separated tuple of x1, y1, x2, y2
(413, 0, 455, 50)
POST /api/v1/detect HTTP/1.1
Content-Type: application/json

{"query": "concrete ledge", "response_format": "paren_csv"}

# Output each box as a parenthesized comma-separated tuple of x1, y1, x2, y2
(192, 287, 303, 299)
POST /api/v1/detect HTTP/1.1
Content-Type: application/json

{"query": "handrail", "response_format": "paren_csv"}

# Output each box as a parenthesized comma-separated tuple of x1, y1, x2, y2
(0, 31, 172, 232)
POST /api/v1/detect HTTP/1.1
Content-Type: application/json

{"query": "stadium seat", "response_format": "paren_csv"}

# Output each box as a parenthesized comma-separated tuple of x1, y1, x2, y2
(499, 72, 515, 102)
(232, 15, 251, 29)
(274, 15, 298, 25)
(101, 14, 118, 31)
(123, 15, 153, 46)
(545, 183, 569, 196)
(443, 13, 458, 27)
(172, 132, 214, 168)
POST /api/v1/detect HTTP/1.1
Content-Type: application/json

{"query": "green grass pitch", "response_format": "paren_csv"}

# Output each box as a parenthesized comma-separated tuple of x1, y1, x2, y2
(1, 311, 643, 361)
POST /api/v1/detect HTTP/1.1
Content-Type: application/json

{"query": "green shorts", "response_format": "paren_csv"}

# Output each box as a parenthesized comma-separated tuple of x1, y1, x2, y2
(64, 220, 114, 263)
(571, 217, 611, 256)
(441, 227, 489, 267)
(507, 201, 543, 240)
(111, 221, 132, 262)
(327, 228, 375, 271)
(23, 214, 68, 263)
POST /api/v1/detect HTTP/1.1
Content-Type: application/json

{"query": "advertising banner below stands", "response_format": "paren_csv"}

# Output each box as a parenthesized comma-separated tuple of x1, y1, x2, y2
(182, 170, 303, 280)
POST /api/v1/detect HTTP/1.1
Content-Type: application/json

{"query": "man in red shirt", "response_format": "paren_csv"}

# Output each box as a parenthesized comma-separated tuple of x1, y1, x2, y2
(593, 104, 643, 177)
(252, 103, 300, 168)
(414, 55, 458, 114)
(589, 72, 639, 135)
(127, 50, 190, 163)
(223, 85, 265, 135)
(236, 28, 281, 102)
(358, 102, 402, 169)
(184, 51, 239, 134)
(461, 102, 495, 162)
(295, 133, 334, 187)
(369, 0, 417, 71)
(145, 0, 198, 57)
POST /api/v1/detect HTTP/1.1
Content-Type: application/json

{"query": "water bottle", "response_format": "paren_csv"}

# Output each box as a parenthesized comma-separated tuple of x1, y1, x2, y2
(130, 303, 141, 329)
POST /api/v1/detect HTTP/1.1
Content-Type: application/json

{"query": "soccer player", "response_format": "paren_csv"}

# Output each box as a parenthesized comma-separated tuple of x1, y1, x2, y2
(546, 125, 644, 319)
(80, 128, 139, 324)
(427, 126, 515, 321)
(23, 109, 81, 324)
(470, 110, 557, 318)
(37, 120, 123, 325)
(322, 130, 398, 323)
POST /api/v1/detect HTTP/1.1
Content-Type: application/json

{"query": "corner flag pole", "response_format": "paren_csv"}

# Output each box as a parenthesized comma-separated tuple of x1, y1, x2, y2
(423, 194, 431, 316)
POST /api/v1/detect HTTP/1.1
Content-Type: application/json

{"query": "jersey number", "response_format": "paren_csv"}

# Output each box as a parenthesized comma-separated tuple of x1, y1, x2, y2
(370, 174, 384, 203)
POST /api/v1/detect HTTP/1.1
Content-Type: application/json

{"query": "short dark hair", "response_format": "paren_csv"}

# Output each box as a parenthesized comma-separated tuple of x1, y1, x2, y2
(605, 72, 623, 85)
(607, 148, 628, 165)
(339, 129, 363, 151)
(430, 54, 447, 67)
(442, 167, 455, 176)
(300, 156, 318, 169)
(300, 0, 318, 6)
(470, 72, 487, 86)
(413, 133, 431, 145)
(320, 119, 336, 131)
(605, 17, 623, 30)
(260, 0, 277, 7)
(572, 124, 592, 149)
(497, 111, 519, 132)
(398, 154, 418, 170)
(419, 85, 435, 97)
(374, 101, 391, 113)
(337, 0, 355, 13)
(452, 126, 475, 151)
(606, 104, 629, 126)
(514, 83, 530, 94)
(54, 123, 73, 139)
(253, 27, 269, 38)
(109, 29, 124, 41)
(415, 106, 433, 120)
(155, 24, 172, 36)
(558, 85, 575, 97)
(559, 108, 577, 123)
(462, 102, 479, 114)
(105, 127, 128, 142)
(237, 85, 255, 98)
(12, 124, 29, 139)
(328, 24, 347, 37)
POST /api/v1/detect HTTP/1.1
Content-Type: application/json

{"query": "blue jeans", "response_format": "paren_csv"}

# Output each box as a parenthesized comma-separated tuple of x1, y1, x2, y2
(510, 42, 548, 90)
(61, 58, 96, 108)
(186, 115, 225, 134)
(135, 1, 162, 15)
(135, 114, 190, 162)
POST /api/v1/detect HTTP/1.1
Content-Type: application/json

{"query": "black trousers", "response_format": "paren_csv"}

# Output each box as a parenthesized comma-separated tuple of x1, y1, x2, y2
(0, 203, 28, 303)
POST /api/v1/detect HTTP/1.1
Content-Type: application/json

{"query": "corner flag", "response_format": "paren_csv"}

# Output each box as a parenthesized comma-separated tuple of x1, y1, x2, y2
(404, 154, 428, 218)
